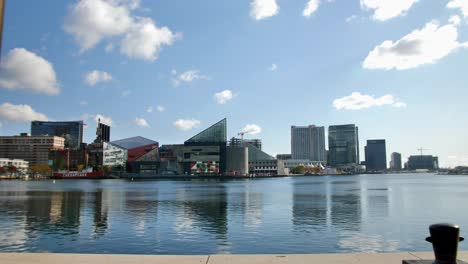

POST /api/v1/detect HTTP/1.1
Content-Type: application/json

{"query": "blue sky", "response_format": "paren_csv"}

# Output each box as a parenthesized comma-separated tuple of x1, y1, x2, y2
(1, 0, 468, 167)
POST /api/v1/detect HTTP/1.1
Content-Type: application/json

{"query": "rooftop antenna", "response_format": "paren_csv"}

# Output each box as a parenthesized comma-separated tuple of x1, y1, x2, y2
(418, 147, 429, 156)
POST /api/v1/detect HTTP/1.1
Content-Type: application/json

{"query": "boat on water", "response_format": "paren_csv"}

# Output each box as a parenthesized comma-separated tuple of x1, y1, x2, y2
(52, 171, 104, 179)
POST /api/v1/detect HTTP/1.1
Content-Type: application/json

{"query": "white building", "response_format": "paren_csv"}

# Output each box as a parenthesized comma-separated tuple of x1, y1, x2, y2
(291, 125, 326, 162)
(0, 158, 29, 173)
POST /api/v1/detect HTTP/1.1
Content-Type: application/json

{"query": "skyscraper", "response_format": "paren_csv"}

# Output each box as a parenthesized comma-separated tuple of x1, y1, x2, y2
(328, 124, 359, 166)
(365, 139, 387, 171)
(291, 125, 326, 162)
(31, 121, 84, 149)
(390, 152, 402, 171)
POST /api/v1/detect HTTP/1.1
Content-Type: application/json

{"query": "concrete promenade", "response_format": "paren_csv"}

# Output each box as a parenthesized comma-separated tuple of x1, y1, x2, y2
(1, 251, 468, 264)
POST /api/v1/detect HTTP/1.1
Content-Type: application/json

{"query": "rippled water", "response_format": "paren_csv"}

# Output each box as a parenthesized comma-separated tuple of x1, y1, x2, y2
(1, 173, 468, 254)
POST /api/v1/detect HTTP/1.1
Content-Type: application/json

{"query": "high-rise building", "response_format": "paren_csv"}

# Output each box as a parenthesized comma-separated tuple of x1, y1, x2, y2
(0, 134, 65, 165)
(31, 121, 84, 149)
(390, 152, 402, 171)
(291, 125, 326, 162)
(365, 139, 387, 171)
(328, 124, 359, 166)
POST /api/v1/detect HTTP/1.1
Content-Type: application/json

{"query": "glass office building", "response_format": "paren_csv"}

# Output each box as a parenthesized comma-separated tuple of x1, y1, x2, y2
(31, 121, 84, 149)
(328, 124, 360, 167)
(365, 139, 387, 171)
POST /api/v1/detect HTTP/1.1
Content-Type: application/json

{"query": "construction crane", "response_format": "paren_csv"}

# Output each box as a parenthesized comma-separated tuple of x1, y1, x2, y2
(418, 147, 429, 156)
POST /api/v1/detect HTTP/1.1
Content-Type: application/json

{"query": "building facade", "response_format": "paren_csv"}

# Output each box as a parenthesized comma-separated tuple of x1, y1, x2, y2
(0, 158, 29, 173)
(0, 134, 65, 165)
(226, 145, 249, 176)
(328, 124, 360, 167)
(291, 125, 326, 162)
(111, 136, 159, 162)
(183, 118, 227, 175)
(229, 137, 262, 150)
(390, 152, 402, 171)
(407, 155, 439, 170)
(31, 121, 83, 149)
(365, 139, 387, 171)
(48, 144, 88, 171)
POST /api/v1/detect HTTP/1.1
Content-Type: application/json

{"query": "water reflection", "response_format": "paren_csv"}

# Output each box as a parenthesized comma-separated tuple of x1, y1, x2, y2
(0, 175, 468, 254)
(292, 182, 328, 231)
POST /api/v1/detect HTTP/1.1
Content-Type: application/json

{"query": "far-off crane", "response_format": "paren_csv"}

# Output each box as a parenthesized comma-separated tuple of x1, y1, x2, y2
(418, 147, 429, 156)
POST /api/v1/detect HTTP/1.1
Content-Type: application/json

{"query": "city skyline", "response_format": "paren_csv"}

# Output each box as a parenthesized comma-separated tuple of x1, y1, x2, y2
(0, 1, 468, 167)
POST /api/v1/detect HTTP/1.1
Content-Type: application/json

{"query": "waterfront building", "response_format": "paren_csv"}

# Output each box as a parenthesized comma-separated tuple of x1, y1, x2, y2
(407, 155, 439, 170)
(0, 134, 65, 165)
(283, 160, 326, 171)
(158, 144, 184, 174)
(390, 152, 402, 171)
(328, 124, 360, 167)
(183, 118, 227, 175)
(0, 158, 29, 173)
(291, 125, 326, 162)
(365, 139, 387, 171)
(226, 145, 249, 176)
(229, 137, 262, 150)
(31, 121, 84, 149)
(111, 136, 159, 162)
(276, 154, 292, 160)
(48, 144, 88, 171)
(88, 142, 127, 169)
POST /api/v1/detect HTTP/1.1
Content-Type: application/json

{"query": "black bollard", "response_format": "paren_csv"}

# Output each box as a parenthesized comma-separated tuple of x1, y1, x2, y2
(426, 223, 464, 264)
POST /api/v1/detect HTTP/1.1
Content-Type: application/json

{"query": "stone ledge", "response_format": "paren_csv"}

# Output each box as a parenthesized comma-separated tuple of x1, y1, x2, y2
(0, 251, 467, 264)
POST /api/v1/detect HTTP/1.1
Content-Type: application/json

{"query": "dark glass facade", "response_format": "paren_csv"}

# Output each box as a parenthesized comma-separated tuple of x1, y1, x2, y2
(407, 155, 439, 170)
(99, 123, 110, 142)
(365, 139, 387, 171)
(328, 124, 359, 166)
(31, 121, 83, 149)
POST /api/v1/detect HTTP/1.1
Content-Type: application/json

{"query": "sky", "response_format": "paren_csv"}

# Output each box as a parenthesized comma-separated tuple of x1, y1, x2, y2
(1, 0, 468, 168)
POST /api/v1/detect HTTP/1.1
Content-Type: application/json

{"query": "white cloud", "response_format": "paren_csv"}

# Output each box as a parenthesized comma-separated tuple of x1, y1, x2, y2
(171, 69, 209, 86)
(157, 105, 165, 112)
(0, 103, 49, 122)
(303, 0, 320, 17)
(173, 119, 201, 131)
(363, 21, 467, 70)
(449, 15, 462, 26)
(135, 117, 149, 127)
(242, 124, 262, 135)
(448, 0, 468, 17)
(80, 100, 88, 106)
(94, 114, 113, 126)
(64, 0, 133, 51)
(333, 92, 406, 110)
(146, 106, 153, 113)
(214, 90, 235, 104)
(121, 90, 131, 97)
(360, 0, 418, 21)
(250, 0, 279, 20)
(269, 63, 278, 71)
(120, 18, 179, 61)
(64, 0, 178, 61)
(85, 70, 113, 86)
(0, 48, 60, 95)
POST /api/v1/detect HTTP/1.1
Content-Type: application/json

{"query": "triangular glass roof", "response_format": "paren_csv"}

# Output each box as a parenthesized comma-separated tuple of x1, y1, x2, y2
(185, 118, 227, 144)
(246, 143, 275, 161)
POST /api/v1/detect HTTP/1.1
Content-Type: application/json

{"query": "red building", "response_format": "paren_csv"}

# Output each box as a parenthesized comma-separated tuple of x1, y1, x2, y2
(111, 136, 159, 162)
